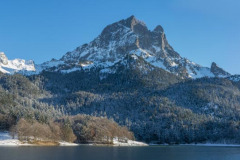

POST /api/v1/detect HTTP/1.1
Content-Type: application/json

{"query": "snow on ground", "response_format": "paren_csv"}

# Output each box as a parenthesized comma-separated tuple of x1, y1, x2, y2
(61, 67, 81, 73)
(0, 131, 31, 146)
(59, 141, 79, 146)
(0, 132, 78, 146)
(0, 59, 36, 74)
(112, 137, 148, 146)
(192, 67, 214, 79)
(4, 131, 238, 147)
(228, 75, 240, 82)
(0, 139, 30, 146)
(0, 131, 14, 140)
(1, 132, 147, 147)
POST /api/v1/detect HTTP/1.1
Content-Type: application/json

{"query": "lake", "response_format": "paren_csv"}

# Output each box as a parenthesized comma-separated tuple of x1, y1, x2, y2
(0, 145, 240, 160)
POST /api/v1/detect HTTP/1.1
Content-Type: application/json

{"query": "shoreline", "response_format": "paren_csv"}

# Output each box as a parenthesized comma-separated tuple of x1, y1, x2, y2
(149, 143, 240, 147)
(0, 139, 79, 147)
(0, 131, 147, 147)
(179, 143, 240, 147)
(2, 132, 240, 147)
(0, 140, 148, 147)
(1, 140, 240, 147)
(0, 131, 79, 147)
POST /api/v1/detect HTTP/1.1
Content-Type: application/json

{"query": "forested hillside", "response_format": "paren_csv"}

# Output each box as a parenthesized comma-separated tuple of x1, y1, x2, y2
(0, 73, 135, 144)
(26, 70, 240, 144)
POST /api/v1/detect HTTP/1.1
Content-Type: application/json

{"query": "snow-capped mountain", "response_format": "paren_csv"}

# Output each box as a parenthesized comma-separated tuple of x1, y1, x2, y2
(0, 16, 231, 79)
(0, 52, 35, 74)
(37, 15, 229, 78)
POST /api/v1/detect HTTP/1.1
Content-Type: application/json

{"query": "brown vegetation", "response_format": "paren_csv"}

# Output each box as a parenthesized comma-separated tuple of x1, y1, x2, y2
(10, 118, 76, 144)
(70, 115, 134, 144)
(8, 115, 135, 145)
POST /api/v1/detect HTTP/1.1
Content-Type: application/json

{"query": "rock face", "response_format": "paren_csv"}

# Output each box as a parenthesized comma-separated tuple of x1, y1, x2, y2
(210, 62, 231, 77)
(0, 52, 8, 65)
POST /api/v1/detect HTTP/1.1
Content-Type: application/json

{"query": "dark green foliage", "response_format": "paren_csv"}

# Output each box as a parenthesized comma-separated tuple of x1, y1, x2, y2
(28, 69, 240, 144)
(0, 73, 63, 130)
(0, 73, 39, 98)
(1, 68, 240, 144)
(162, 78, 240, 119)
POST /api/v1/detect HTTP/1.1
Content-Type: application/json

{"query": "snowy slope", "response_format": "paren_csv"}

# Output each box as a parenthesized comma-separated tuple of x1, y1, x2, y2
(0, 131, 23, 146)
(227, 75, 240, 82)
(0, 52, 36, 74)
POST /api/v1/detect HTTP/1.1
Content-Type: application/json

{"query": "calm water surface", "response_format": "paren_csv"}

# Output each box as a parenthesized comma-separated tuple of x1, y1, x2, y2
(0, 145, 240, 160)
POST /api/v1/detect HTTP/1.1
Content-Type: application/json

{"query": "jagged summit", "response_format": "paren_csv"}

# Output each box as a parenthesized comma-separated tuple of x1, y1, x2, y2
(0, 52, 8, 65)
(61, 16, 178, 63)
(0, 16, 231, 79)
(119, 15, 147, 30)
(54, 16, 224, 78)
(153, 25, 164, 33)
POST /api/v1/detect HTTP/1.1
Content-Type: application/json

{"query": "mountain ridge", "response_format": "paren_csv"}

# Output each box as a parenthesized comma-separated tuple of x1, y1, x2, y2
(0, 16, 231, 79)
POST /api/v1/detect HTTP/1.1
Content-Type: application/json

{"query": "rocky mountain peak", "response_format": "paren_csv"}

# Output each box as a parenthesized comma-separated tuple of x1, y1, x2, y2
(211, 62, 217, 68)
(0, 52, 8, 65)
(210, 62, 230, 77)
(51, 16, 231, 79)
(120, 15, 147, 30)
(153, 25, 164, 33)
(99, 16, 148, 43)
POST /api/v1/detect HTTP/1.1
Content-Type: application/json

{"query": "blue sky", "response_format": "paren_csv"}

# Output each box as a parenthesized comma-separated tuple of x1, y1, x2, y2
(0, 0, 240, 74)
